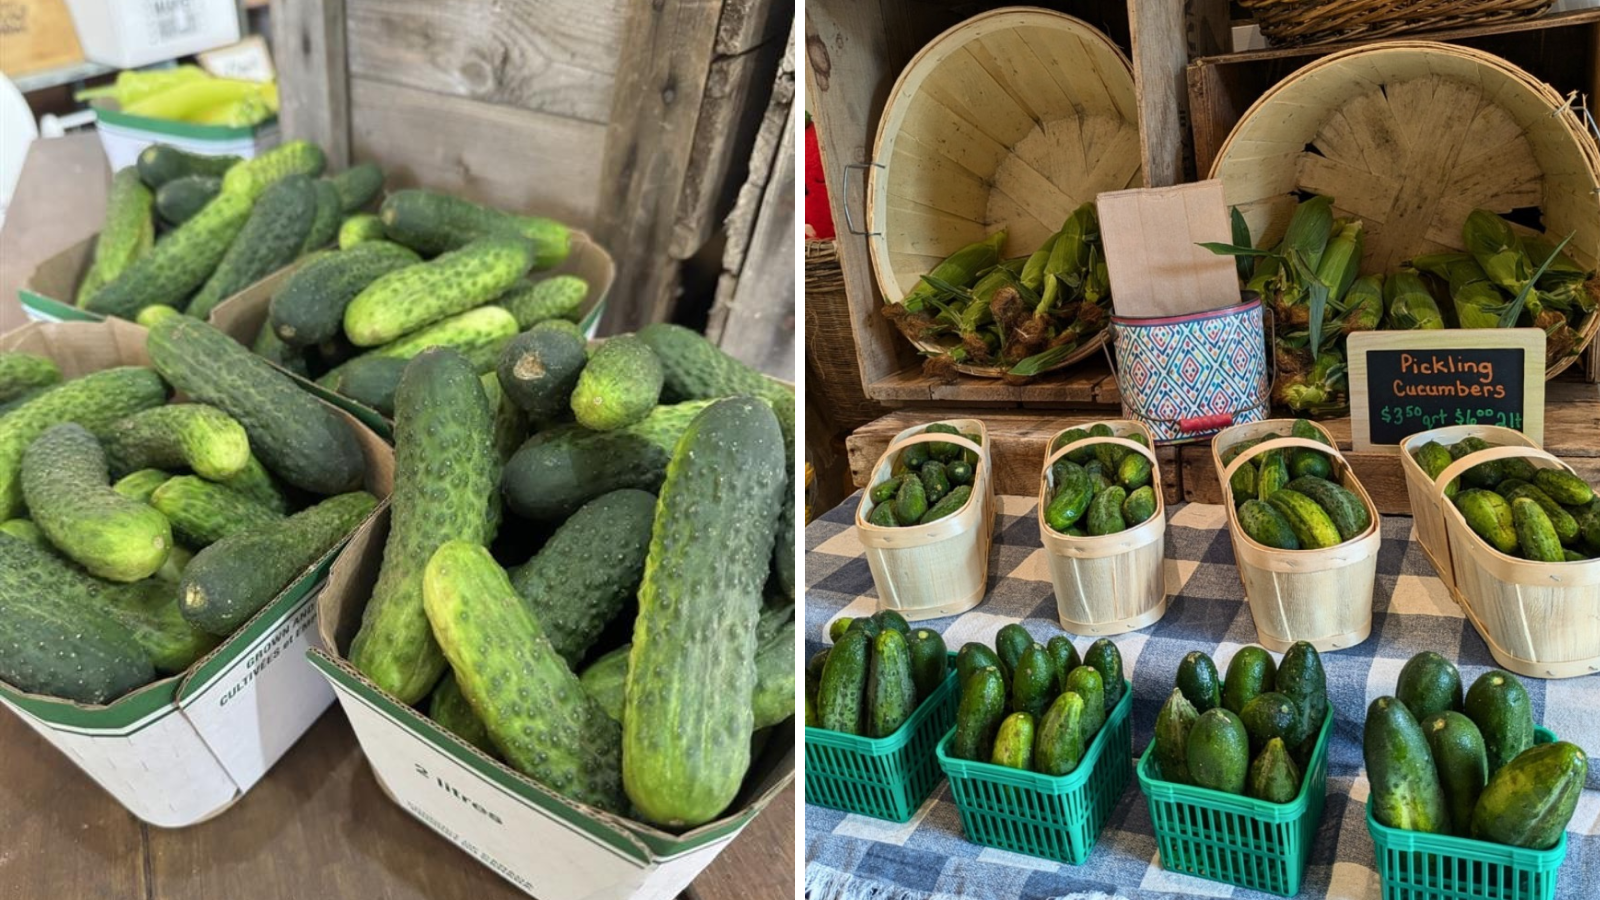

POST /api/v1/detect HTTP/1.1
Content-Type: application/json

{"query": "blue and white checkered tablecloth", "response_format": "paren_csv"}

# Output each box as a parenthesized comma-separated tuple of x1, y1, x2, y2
(804, 494, 1600, 900)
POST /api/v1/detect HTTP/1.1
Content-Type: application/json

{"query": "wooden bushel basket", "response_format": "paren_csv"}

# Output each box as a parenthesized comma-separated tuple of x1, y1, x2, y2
(862, 8, 1141, 378)
(1038, 420, 1167, 635)
(1213, 420, 1381, 652)
(1210, 42, 1600, 378)
(856, 419, 994, 621)
(1399, 425, 1538, 594)
(1434, 445, 1600, 679)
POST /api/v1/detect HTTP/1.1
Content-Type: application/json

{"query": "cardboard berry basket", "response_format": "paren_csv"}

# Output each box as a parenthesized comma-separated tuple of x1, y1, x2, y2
(1038, 420, 1167, 635)
(855, 418, 994, 621)
(309, 506, 794, 900)
(0, 317, 393, 827)
(1431, 444, 1600, 678)
(207, 229, 616, 439)
(1211, 419, 1381, 652)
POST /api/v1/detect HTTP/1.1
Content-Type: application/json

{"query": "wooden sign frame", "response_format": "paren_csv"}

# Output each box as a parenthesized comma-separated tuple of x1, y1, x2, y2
(1348, 329, 1545, 452)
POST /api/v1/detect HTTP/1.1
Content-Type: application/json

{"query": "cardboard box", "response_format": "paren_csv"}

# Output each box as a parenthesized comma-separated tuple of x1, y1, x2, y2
(63, 0, 240, 69)
(0, 316, 395, 827)
(310, 507, 795, 900)
(208, 230, 620, 438)
(0, 0, 85, 77)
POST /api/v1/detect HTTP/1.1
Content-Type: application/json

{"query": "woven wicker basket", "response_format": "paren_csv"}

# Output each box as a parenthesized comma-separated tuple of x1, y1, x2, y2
(1211, 42, 1600, 378)
(865, 8, 1141, 378)
(1239, 0, 1552, 47)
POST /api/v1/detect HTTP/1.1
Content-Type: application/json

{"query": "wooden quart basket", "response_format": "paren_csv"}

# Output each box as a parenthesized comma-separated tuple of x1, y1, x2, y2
(1213, 420, 1381, 652)
(1237, 0, 1552, 47)
(856, 419, 995, 621)
(1434, 445, 1600, 679)
(1399, 424, 1538, 594)
(1038, 420, 1167, 635)
(1210, 42, 1600, 377)
(864, 7, 1141, 378)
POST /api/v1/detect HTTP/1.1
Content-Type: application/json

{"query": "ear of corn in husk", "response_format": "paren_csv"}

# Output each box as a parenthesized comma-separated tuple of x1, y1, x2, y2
(1281, 195, 1336, 276)
(1384, 270, 1445, 330)
(1280, 349, 1347, 413)
(1339, 274, 1384, 335)
(1314, 218, 1364, 306)
(901, 230, 1005, 313)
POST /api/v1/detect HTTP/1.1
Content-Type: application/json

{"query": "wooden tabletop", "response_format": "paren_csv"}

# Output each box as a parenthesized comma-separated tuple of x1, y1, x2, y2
(0, 706, 794, 899)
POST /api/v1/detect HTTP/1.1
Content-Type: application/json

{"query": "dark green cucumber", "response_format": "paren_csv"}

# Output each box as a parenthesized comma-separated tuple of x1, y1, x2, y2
(1123, 486, 1157, 525)
(1084, 639, 1124, 711)
(429, 670, 495, 755)
(1240, 691, 1301, 756)
(995, 623, 1032, 680)
(636, 323, 793, 405)
(751, 604, 796, 728)
(187, 174, 318, 318)
(496, 321, 588, 421)
(1283, 475, 1371, 541)
(991, 712, 1035, 770)
(1178, 650, 1223, 712)
(1471, 741, 1587, 849)
(1187, 708, 1249, 794)
(1288, 449, 1333, 481)
(299, 179, 342, 254)
(1497, 481, 1578, 543)
(1230, 461, 1258, 504)
(1365, 696, 1451, 833)
(893, 474, 927, 525)
(1247, 738, 1301, 803)
(868, 502, 896, 527)
(1396, 651, 1463, 722)
(422, 540, 623, 812)
(1047, 636, 1080, 693)
(1222, 646, 1276, 715)
(1511, 498, 1563, 562)
(147, 315, 366, 494)
(1533, 468, 1593, 507)
(497, 275, 588, 329)
(956, 643, 1003, 692)
(1275, 641, 1327, 751)
(873, 609, 910, 634)
(344, 234, 534, 347)
(221, 453, 289, 513)
(1421, 711, 1488, 837)
(1036, 690, 1086, 776)
(622, 397, 786, 828)
(1154, 688, 1198, 784)
(1451, 438, 1501, 489)
(953, 665, 1006, 760)
(1065, 665, 1105, 740)
(1238, 498, 1300, 549)
(828, 618, 854, 642)
(918, 460, 949, 504)
(180, 491, 376, 636)
(1412, 441, 1459, 499)
(330, 162, 384, 212)
(509, 489, 656, 665)
(149, 475, 282, 548)
(0, 351, 60, 402)
(269, 240, 420, 347)
(379, 189, 570, 266)
(1456, 489, 1520, 555)
(85, 188, 253, 317)
(325, 355, 407, 417)
(348, 349, 499, 703)
(1011, 643, 1056, 720)
(571, 335, 661, 431)
(919, 484, 971, 524)
(1085, 486, 1128, 535)
(1464, 670, 1534, 773)
(101, 402, 250, 481)
(136, 144, 239, 188)
(0, 366, 168, 518)
(868, 629, 916, 737)
(0, 535, 154, 703)
(22, 423, 172, 582)
(819, 629, 869, 735)
(1045, 460, 1092, 533)
(79, 168, 155, 303)
(252, 318, 308, 377)
(99, 578, 219, 674)
(907, 629, 948, 703)
(153, 174, 220, 226)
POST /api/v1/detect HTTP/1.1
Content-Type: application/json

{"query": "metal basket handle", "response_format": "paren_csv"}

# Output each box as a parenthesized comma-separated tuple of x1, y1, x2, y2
(840, 162, 883, 237)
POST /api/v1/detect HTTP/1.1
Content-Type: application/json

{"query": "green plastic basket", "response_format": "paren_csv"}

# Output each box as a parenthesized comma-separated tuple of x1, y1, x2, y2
(1137, 707, 1333, 897)
(804, 664, 958, 821)
(1367, 726, 1567, 900)
(934, 680, 1134, 864)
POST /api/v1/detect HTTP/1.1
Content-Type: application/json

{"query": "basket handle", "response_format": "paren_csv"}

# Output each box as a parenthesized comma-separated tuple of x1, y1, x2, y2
(1431, 445, 1567, 503)
(1219, 435, 1348, 485)
(840, 162, 883, 237)
(1042, 434, 1158, 480)
(858, 430, 988, 526)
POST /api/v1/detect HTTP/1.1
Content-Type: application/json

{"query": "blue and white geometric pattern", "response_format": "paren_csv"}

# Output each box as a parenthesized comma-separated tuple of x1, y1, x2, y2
(1112, 303, 1268, 444)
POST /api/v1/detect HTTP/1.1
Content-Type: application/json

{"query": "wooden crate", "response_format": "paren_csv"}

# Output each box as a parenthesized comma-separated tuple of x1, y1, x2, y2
(273, 0, 791, 332)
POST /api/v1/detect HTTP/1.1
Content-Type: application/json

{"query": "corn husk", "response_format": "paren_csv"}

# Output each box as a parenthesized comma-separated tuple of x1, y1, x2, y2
(1385, 270, 1445, 330)
(1454, 281, 1512, 329)
(1315, 218, 1364, 306)
(1281, 195, 1335, 274)
(1340, 274, 1384, 335)
(902, 230, 1006, 312)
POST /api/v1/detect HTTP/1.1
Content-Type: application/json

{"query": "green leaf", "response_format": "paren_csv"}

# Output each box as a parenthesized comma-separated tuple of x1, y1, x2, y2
(1500, 232, 1576, 328)
(1007, 342, 1079, 377)
(1198, 241, 1277, 259)
(1230, 208, 1253, 283)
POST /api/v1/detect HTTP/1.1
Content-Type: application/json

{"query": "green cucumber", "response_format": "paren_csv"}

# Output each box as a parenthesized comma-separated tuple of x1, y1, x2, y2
(1396, 651, 1463, 722)
(1533, 468, 1593, 507)
(991, 712, 1035, 770)
(0, 352, 60, 402)
(1411, 441, 1459, 499)
(509, 489, 656, 665)
(153, 174, 220, 227)
(581, 646, 632, 724)
(148, 316, 367, 495)
(1229, 461, 1258, 504)
(1471, 741, 1587, 849)
(1266, 489, 1342, 548)
(1498, 482, 1578, 544)
(111, 468, 169, 503)
(1055, 428, 1091, 461)
(220, 140, 327, 201)
(1123, 486, 1157, 525)
(953, 665, 1006, 760)
(1247, 738, 1300, 803)
(1045, 460, 1092, 533)
(1511, 498, 1563, 562)
(868, 502, 896, 527)
(571, 335, 661, 431)
(919, 484, 971, 524)
(868, 629, 916, 737)
(636, 323, 793, 405)
(344, 234, 534, 347)
(1283, 476, 1370, 541)
(324, 356, 407, 417)
(84, 189, 253, 318)
(298, 179, 342, 254)
(187, 174, 318, 319)
(1455, 489, 1520, 555)
(101, 403, 250, 481)
(1036, 690, 1086, 776)
(1153, 687, 1198, 783)
(251, 318, 308, 376)
(907, 630, 948, 703)
(1421, 711, 1488, 838)
(422, 540, 623, 812)
(220, 453, 289, 513)
(1275, 641, 1327, 752)
(1046, 636, 1080, 693)
(269, 240, 421, 346)
(0, 518, 44, 545)
(1449, 437, 1500, 488)
(136, 144, 239, 189)
(870, 477, 901, 506)
(1086, 485, 1127, 535)
(21, 423, 172, 582)
(150, 475, 283, 548)
(338, 213, 387, 249)
(1187, 708, 1249, 794)
(179, 491, 375, 636)
(1177, 651, 1223, 713)
(330, 162, 384, 212)
(1065, 665, 1105, 740)
(1222, 646, 1276, 715)
(1257, 450, 1290, 501)
(1118, 453, 1153, 490)
(1464, 670, 1534, 774)
(1288, 449, 1333, 481)
(79, 168, 155, 303)
(1240, 691, 1301, 756)
(348, 349, 499, 703)
(893, 473, 927, 525)
(956, 643, 1003, 692)
(378, 189, 570, 266)
(1084, 639, 1124, 711)
(918, 460, 949, 504)
(496, 321, 588, 421)
(621, 397, 786, 828)
(923, 423, 962, 462)
(1365, 696, 1451, 833)
(1011, 643, 1056, 720)
(1238, 498, 1299, 549)
(347, 305, 521, 375)
(873, 609, 910, 634)
(498, 275, 588, 329)
(995, 623, 1032, 680)
(429, 670, 495, 756)
(819, 629, 869, 735)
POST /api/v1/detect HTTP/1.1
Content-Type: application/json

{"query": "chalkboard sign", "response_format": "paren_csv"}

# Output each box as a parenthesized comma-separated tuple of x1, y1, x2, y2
(1347, 329, 1545, 451)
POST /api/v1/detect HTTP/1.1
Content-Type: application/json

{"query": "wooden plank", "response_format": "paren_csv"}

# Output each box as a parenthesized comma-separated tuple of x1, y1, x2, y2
(848, 409, 1182, 503)
(1128, 0, 1186, 187)
(1195, 8, 1600, 66)
(689, 785, 795, 900)
(343, 0, 623, 126)
(594, 0, 727, 331)
(867, 359, 1123, 407)
(348, 77, 605, 228)
(271, 0, 351, 168)
(0, 705, 148, 898)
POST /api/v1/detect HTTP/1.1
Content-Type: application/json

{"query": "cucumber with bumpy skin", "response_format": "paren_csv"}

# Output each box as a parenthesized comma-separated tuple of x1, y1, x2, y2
(152, 174, 220, 227)
(330, 162, 384, 213)
(150, 475, 282, 548)
(186, 174, 318, 319)
(498, 275, 588, 329)
(423, 540, 624, 812)
(338, 213, 387, 249)
(571, 335, 661, 431)
(22, 423, 172, 582)
(221, 140, 327, 201)
(79, 168, 155, 303)
(102, 403, 250, 481)
(136, 144, 239, 189)
(85, 191, 253, 319)
(344, 235, 534, 347)
(497, 321, 587, 422)
(379, 189, 570, 266)
(636, 323, 793, 405)
(349, 349, 499, 704)
(299, 180, 342, 254)
(0, 352, 60, 402)
(429, 670, 495, 755)
(112, 468, 172, 503)
(270, 240, 421, 347)
(1366, 695, 1451, 833)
